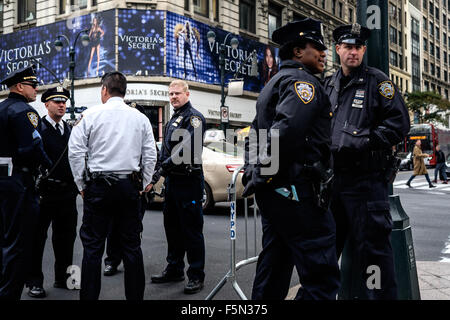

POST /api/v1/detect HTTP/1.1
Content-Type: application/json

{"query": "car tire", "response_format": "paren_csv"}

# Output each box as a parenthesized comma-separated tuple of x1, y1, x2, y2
(202, 183, 214, 212)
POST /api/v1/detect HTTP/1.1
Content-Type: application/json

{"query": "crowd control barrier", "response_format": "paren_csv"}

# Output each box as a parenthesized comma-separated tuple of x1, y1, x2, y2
(205, 164, 259, 300)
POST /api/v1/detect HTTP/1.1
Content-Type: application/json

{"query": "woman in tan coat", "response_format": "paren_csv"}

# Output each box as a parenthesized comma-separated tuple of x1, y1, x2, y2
(406, 139, 436, 188)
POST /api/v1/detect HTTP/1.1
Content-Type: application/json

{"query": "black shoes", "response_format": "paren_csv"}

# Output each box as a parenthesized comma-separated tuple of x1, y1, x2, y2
(184, 279, 204, 294)
(27, 286, 46, 298)
(406, 182, 412, 188)
(103, 264, 118, 276)
(429, 184, 436, 188)
(151, 270, 185, 283)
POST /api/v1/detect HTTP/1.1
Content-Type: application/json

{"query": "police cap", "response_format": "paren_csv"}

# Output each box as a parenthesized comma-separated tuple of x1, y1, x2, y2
(41, 86, 70, 103)
(272, 18, 327, 51)
(333, 23, 371, 45)
(0, 65, 39, 88)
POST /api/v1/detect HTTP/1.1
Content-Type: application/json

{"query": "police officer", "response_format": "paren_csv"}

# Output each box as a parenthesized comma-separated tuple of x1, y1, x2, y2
(324, 24, 410, 299)
(26, 87, 79, 298)
(68, 72, 157, 300)
(242, 18, 340, 300)
(0, 66, 52, 300)
(150, 80, 206, 295)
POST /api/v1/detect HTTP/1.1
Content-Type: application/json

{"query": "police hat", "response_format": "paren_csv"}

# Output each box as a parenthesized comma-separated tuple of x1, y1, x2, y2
(333, 23, 371, 45)
(272, 18, 327, 51)
(41, 86, 70, 103)
(1, 65, 39, 88)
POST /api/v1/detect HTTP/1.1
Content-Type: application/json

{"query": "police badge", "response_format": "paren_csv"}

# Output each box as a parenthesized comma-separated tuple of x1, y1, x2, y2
(27, 112, 39, 128)
(190, 116, 202, 128)
(378, 81, 395, 99)
(294, 81, 315, 104)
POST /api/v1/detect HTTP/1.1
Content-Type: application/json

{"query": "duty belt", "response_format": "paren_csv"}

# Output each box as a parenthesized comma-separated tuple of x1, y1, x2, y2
(90, 172, 134, 186)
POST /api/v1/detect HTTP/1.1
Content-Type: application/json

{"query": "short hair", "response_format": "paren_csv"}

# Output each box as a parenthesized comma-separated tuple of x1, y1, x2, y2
(101, 71, 127, 97)
(169, 79, 189, 92)
(279, 39, 307, 61)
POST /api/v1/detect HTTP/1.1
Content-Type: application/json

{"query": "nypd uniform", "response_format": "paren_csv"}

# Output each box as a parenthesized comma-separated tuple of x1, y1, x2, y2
(25, 87, 79, 296)
(324, 24, 410, 299)
(242, 19, 340, 300)
(0, 66, 52, 299)
(151, 100, 206, 289)
(68, 88, 157, 300)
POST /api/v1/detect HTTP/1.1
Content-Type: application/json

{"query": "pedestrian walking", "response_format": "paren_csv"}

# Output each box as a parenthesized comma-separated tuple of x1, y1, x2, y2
(324, 23, 411, 299)
(150, 80, 206, 295)
(0, 66, 52, 300)
(406, 139, 436, 188)
(68, 71, 157, 300)
(26, 87, 79, 298)
(433, 144, 448, 184)
(242, 18, 340, 300)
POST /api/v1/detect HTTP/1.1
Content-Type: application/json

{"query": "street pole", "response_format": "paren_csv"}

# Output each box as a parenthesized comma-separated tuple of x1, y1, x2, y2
(339, 0, 420, 300)
(219, 42, 227, 134)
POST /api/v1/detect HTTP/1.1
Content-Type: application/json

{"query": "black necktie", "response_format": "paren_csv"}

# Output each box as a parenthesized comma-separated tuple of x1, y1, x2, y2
(55, 123, 62, 136)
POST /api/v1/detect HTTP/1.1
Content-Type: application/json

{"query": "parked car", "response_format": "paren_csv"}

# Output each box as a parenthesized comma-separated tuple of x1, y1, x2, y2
(152, 140, 247, 211)
(398, 152, 413, 171)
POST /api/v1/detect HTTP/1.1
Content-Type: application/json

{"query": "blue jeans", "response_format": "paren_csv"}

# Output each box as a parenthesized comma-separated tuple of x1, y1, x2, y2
(434, 163, 448, 181)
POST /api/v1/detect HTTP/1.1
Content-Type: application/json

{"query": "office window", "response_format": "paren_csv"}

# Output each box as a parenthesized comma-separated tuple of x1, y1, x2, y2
(398, 31, 403, 47)
(390, 26, 397, 44)
(429, 1, 434, 15)
(424, 60, 429, 73)
(194, 0, 209, 17)
(436, 26, 440, 41)
(18, 0, 36, 23)
(438, 86, 441, 95)
(398, 8, 402, 25)
(445, 72, 448, 82)
(399, 54, 403, 69)
(445, 89, 449, 100)
(430, 42, 435, 55)
(389, 3, 397, 19)
(92, 0, 97, 6)
(430, 21, 434, 36)
(332, 0, 336, 15)
(321, 0, 326, 9)
(444, 15, 447, 26)
(239, 0, 256, 33)
(390, 50, 398, 67)
(268, 2, 282, 40)
(349, 8, 353, 23)
(339, 2, 343, 18)
(59, 0, 67, 14)
(437, 46, 440, 59)
(437, 66, 441, 78)
(431, 83, 435, 92)
(423, 0, 427, 9)
(0, 0, 3, 27)
(70, 0, 87, 9)
(431, 63, 435, 75)
(445, 33, 447, 45)
(436, 7, 440, 21)
(445, 51, 448, 63)
(423, 17, 427, 31)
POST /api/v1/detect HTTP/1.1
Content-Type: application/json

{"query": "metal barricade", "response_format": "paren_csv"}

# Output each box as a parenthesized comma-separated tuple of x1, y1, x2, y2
(205, 164, 259, 300)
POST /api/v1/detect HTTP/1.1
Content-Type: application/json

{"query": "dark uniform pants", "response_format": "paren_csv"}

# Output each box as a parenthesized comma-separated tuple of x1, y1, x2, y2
(80, 177, 144, 300)
(163, 175, 205, 281)
(331, 171, 398, 300)
(26, 191, 78, 287)
(104, 196, 147, 268)
(0, 173, 39, 300)
(251, 182, 340, 300)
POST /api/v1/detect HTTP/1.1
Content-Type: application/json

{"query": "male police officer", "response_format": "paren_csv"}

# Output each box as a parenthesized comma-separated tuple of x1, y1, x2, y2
(324, 24, 410, 299)
(69, 72, 157, 300)
(242, 18, 340, 300)
(150, 80, 206, 294)
(0, 66, 52, 299)
(26, 87, 79, 298)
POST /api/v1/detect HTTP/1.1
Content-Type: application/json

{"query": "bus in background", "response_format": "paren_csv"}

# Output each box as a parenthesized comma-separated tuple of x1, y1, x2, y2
(397, 123, 450, 167)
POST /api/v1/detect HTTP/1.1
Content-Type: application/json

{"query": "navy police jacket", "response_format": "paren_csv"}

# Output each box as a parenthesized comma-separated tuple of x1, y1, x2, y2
(0, 92, 52, 172)
(160, 101, 206, 175)
(324, 64, 410, 168)
(243, 60, 333, 190)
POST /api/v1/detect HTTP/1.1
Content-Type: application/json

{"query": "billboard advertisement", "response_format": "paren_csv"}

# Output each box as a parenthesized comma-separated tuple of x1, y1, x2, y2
(118, 9, 165, 76)
(166, 11, 279, 93)
(0, 9, 115, 89)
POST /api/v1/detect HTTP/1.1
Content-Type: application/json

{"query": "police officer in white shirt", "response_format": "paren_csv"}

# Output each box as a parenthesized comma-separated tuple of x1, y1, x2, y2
(68, 71, 157, 300)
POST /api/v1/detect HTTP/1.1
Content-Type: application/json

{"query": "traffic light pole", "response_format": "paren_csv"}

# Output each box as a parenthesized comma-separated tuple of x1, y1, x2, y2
(338, 0, 421, 300)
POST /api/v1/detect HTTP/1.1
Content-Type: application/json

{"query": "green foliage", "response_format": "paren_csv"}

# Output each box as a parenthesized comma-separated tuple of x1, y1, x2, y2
(405, 91, 450, 125)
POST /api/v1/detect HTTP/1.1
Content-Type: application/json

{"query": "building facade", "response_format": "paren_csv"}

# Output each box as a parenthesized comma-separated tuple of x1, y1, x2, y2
(0, 0, 355, 140)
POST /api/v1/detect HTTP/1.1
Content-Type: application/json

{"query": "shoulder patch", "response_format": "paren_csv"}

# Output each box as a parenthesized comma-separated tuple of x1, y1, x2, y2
(294, 81, 315, 104)
(190, 116, 202, 128)
(27, 112, 39, 128)
(378, 81, 395, 99)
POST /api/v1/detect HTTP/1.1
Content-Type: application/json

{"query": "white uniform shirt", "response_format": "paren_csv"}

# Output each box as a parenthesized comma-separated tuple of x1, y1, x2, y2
(68, 97, 157, 191)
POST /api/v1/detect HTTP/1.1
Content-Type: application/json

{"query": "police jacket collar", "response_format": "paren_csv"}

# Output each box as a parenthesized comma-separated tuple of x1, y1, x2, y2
(280, 60, 314, 74)
(8, 92, 29, 103)
(328, 63, 368, 92)
(173, 101, 191, 115)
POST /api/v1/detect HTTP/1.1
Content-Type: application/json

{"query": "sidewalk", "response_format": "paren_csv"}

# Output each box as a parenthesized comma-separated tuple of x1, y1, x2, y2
(286, 261, 450, 300)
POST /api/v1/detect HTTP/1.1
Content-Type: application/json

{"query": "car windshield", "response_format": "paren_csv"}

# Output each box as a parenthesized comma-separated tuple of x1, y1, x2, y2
(205, 141, 244, 157)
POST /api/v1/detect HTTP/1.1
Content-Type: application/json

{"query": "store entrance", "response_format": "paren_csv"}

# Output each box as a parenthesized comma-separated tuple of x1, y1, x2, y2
(125, 101, 166, 142)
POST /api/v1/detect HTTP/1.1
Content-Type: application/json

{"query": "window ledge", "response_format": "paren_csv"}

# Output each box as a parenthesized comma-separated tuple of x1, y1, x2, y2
(14, 20, 37, 31)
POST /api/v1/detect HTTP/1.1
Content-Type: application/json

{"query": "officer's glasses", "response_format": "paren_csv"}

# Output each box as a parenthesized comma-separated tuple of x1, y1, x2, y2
(21, 82, 38, 89)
